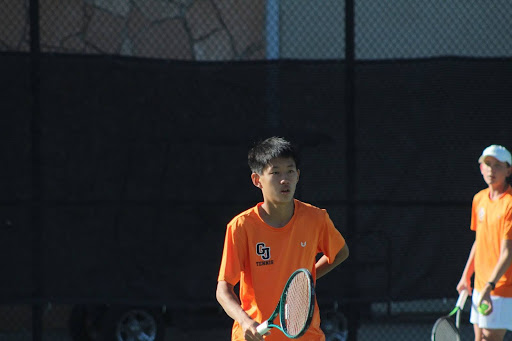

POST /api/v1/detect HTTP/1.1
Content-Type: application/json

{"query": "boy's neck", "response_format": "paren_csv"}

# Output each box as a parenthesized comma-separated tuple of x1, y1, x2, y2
(259, 200, 295, 228)
(489, 182, 509, 201)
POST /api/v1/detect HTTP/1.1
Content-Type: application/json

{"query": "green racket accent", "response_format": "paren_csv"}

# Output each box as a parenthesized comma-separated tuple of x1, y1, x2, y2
(431, 290, 468, 341)
(448, 289, 468, 317)
(256, 268, 315, 339)
(447, 306, 459, 317)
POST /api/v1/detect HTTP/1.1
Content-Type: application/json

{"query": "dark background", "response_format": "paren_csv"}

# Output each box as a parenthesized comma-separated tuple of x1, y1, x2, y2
(1, 1, 512, 340)
(3, 54, 512, 305)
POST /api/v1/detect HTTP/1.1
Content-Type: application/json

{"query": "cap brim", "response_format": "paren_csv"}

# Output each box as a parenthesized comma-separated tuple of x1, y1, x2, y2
(478, 154, 511, 164)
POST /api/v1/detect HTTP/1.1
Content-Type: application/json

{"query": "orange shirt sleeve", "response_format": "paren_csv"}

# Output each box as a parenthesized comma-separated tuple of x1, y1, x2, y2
(318, 211, 345, 264)
(470, 192, 480, 232)
(218, 221, 244, 285)
(504, 205, 512, 240)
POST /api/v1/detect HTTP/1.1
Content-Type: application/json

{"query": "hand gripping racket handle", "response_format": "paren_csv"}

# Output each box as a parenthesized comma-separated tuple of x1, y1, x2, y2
(256, 320, 270, 335)
(455, 289, 468, 329)
(456, 289, 469, 309)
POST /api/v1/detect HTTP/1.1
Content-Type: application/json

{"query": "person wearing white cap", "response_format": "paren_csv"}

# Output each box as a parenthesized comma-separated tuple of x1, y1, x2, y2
(457, 145, 512, 341)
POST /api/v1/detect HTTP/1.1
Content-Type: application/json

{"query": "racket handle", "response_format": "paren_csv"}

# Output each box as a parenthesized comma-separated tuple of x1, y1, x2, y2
(456, 289, 469, 309)
(256, 321, 270, 335)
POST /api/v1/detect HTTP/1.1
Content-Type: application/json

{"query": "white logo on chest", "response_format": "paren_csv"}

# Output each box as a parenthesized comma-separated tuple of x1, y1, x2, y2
(478, 207, 485, 221)
(300, 241, 307, 247)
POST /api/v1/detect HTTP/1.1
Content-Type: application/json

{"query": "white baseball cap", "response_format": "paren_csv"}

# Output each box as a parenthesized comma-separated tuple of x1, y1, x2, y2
(478, 145, 512, 165)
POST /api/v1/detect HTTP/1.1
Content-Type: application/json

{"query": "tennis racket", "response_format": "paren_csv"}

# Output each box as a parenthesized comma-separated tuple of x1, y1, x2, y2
(256, 268, 315, 339)
(431, 289, 469, 341)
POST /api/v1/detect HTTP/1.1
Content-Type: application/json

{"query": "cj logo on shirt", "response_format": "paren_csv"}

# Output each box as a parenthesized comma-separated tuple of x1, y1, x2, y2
(256, 242, 273, 266)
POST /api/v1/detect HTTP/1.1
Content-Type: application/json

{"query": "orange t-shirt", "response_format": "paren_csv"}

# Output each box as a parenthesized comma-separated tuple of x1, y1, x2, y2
(218, 199, 346, 341)
(471, 186, 512, 297)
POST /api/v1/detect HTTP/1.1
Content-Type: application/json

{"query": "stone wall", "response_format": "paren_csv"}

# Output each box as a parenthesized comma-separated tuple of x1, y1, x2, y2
(0, 0, 266, 60)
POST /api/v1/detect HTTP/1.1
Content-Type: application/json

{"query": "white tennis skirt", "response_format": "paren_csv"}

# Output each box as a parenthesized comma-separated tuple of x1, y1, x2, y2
(470, 289, 512, 331)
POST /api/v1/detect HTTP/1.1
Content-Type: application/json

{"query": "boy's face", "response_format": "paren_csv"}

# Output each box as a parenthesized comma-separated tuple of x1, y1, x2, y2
(252, 157, 300, 204)
(480, 156, 511, 186)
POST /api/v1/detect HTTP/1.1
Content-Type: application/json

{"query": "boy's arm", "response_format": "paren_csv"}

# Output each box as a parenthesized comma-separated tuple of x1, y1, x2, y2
(457, 240, 476, 294)
(477, 239, 512, 314)
(487, 239, 512, 286)
(216, 281, 264, 341)
(316, 243, 349, 280)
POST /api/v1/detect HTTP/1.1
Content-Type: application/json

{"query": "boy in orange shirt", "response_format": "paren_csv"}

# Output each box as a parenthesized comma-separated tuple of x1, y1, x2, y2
(216, 137, 349, 341)
(457, 145, 512, 341)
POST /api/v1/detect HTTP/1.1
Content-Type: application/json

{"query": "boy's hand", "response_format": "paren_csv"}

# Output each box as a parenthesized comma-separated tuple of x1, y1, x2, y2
(241, 319, 267, 341)
(456, 276, 472, 295)
(477, 284, 494, 316)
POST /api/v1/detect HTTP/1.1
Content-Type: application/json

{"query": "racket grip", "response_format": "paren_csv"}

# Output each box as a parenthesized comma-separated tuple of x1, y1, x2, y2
(256, 321, 270, 335)
(456, 289, 469, 309)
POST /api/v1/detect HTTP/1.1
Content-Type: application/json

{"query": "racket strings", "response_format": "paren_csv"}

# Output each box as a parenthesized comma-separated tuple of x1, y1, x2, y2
(283, 272, 311, 336)
(432, 318, 459, 341)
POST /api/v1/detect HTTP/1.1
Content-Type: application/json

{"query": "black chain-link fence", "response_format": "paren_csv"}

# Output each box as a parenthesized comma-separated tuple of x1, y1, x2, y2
(1, 1, 512, 341)
(3, 1, 512, 60)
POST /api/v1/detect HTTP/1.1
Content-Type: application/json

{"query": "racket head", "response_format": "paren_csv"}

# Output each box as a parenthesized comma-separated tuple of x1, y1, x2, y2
(431, 316, 460, 341)
(278, 268, 315, 338)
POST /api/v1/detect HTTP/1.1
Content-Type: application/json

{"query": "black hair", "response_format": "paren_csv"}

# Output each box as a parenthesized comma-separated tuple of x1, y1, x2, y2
(248, 137, 300, 174)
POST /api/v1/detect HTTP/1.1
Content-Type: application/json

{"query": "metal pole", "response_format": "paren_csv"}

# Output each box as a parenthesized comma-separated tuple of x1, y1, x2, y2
(265, 0, 280, 60)
(29, 0, 43, 340)
(345, 0, 358, 340)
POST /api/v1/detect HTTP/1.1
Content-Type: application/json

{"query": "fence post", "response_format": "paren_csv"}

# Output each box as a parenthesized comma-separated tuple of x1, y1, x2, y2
(344, 0, 359, 340)
(29, 0, 43, 340)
